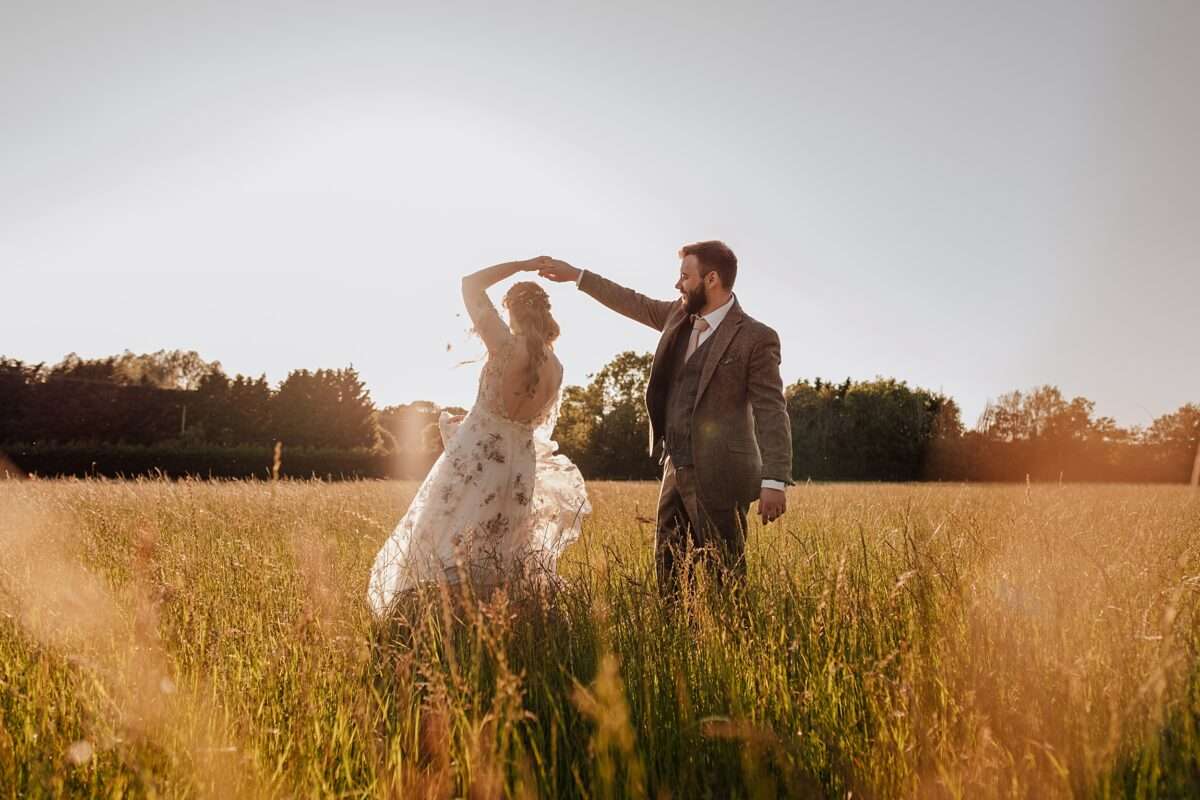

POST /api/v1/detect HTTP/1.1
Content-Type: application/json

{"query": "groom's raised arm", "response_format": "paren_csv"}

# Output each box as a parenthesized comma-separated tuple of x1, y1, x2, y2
(575, 270, 679, 332)
(539, 259, 678, 331)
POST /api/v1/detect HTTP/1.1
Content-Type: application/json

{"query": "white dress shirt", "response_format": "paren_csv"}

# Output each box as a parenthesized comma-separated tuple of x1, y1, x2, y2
(691, 292, 735, 347)
(576, 270, 786, 493)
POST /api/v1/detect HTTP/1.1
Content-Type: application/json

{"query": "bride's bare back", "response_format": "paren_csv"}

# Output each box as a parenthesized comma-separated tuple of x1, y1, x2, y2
(460, 263, 566, 424)
(498, 337, 563, 422)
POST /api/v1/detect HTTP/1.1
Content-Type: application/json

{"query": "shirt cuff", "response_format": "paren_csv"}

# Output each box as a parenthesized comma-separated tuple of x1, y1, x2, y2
(574, 269, 586, 288)
(761, 479, 787, 491)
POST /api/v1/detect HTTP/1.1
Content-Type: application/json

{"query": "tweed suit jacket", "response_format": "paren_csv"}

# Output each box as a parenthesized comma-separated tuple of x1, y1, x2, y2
(579, 271, 793, 509)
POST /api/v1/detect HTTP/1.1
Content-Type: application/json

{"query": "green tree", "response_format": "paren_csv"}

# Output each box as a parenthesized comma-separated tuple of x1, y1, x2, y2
(52, 350, 219, 390)
(192, 369, 273, 446)
(788, 377, 960, 481)
(556, 351, 657, 479)
(973, 385, 1139, 481)
(1144, 404, 1200, 449)
(0, 358, 39, 443)
(271, 367, 377, 449)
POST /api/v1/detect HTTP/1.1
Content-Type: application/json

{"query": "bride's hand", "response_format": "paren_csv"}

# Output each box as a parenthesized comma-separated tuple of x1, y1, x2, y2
(521, 256, 555, 272)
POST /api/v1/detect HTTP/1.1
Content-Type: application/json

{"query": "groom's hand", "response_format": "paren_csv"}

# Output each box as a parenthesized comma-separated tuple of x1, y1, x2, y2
(537, 258, 581, 283)
(758, 487, 786, 525)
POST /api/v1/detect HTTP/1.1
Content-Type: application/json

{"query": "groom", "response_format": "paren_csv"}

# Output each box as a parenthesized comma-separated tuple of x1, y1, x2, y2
(539, 241, 792, 596)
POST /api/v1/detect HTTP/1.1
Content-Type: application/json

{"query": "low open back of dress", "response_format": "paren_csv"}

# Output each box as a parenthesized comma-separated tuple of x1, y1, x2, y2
(496, 337, 565, 424)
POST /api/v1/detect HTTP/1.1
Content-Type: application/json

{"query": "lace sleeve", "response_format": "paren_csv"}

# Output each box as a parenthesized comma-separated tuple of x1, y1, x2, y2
(462, 284, 514, 353)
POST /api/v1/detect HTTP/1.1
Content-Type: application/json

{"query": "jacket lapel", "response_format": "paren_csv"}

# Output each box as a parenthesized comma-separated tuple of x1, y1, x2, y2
(693, 301, 744, 412)
(643, 308, 690, 454)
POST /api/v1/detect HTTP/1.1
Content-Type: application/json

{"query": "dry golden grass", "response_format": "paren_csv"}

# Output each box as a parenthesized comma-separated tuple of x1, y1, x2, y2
(1, 479, 1198, 798)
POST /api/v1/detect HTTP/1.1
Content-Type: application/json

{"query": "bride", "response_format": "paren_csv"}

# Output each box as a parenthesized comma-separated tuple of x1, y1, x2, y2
(368, 257, 591, 616)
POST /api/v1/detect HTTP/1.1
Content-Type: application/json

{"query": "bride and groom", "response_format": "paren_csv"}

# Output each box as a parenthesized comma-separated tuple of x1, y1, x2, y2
(367, 241, 793, 616)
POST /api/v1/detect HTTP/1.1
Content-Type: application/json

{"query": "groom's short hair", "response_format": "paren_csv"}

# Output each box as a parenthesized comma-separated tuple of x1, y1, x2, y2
(679, 240, 737, 289)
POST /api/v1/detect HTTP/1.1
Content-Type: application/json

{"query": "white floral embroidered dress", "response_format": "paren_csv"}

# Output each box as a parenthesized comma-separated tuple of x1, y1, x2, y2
(367, 299, 590, 617)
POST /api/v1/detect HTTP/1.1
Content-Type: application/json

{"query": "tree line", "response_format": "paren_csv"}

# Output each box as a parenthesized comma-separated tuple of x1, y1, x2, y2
(1, 350, 1197, 483)
(552, 352, 1199, 484)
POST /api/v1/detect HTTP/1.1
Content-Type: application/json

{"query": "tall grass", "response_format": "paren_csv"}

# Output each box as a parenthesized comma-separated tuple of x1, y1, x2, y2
(1, 479, 1198, 797)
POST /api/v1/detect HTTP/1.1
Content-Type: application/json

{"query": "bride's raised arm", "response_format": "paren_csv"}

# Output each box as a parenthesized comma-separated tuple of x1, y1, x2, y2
(461, 258, 544, 353)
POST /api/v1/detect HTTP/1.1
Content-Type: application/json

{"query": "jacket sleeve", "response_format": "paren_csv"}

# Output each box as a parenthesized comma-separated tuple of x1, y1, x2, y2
(578, 270, 678, 332)
(748, 326, 793, 484)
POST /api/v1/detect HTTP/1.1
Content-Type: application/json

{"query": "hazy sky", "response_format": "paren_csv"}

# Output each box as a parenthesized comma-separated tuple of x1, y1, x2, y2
(3, 1, 1197, 428)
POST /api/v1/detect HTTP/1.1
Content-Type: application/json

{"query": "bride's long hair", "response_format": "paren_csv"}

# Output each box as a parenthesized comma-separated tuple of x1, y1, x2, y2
(502, 281, 560, 398)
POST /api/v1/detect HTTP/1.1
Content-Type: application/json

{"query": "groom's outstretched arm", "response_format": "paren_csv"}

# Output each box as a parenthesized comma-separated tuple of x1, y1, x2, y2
(578, 271, 679, 332)
(539, 260, 677, 332)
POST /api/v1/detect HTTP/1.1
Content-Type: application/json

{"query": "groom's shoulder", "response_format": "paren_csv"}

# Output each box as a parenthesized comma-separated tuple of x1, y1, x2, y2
(735, 307, 781, 345)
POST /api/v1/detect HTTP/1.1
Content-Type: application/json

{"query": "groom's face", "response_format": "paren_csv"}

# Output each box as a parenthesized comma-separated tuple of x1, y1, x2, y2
(675, 255, 708, 315)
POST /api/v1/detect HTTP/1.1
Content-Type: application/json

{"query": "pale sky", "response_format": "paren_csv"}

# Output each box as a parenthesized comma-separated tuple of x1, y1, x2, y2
(3, 1, 1197, 429)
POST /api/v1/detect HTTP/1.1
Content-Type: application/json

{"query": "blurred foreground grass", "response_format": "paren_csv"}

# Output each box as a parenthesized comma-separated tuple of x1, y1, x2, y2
(1, 479, 1199, 798)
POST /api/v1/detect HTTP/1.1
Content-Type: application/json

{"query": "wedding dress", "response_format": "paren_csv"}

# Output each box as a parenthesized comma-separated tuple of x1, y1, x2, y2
(367, 317, 590, 617)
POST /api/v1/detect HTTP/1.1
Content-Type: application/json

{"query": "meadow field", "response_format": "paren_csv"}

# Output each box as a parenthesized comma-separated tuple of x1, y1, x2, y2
(1, 479, 1198, 798)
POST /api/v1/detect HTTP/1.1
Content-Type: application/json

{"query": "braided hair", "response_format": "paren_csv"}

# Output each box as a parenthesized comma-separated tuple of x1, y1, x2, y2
(502, 281, 560, 398)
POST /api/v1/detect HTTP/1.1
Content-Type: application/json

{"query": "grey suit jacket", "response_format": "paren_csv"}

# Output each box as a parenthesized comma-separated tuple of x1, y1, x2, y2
(579, 271, 793, 509)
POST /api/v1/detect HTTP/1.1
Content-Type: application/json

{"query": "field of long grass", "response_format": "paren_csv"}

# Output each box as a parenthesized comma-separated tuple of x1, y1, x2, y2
(1, 479, 1199, 798)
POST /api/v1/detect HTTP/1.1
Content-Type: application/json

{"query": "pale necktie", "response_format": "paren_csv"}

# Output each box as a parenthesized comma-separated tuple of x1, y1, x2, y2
(685, 316, 710, 362)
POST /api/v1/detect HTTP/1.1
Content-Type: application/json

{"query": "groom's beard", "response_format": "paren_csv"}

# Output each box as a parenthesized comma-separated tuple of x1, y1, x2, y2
(683, 283, 708, 316)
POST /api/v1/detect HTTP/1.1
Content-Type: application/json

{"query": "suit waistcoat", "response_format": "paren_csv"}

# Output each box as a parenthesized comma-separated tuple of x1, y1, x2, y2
(663, 321, 716, 467)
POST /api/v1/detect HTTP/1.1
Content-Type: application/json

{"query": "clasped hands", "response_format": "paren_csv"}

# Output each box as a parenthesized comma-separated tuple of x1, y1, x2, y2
(516, 256, 580, 283)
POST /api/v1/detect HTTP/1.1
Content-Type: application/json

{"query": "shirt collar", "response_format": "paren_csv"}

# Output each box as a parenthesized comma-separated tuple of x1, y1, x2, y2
(696, 293, 736, 330)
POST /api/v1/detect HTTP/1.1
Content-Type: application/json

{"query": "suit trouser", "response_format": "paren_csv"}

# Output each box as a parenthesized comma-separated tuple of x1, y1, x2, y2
(656, 456, 749, 598)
